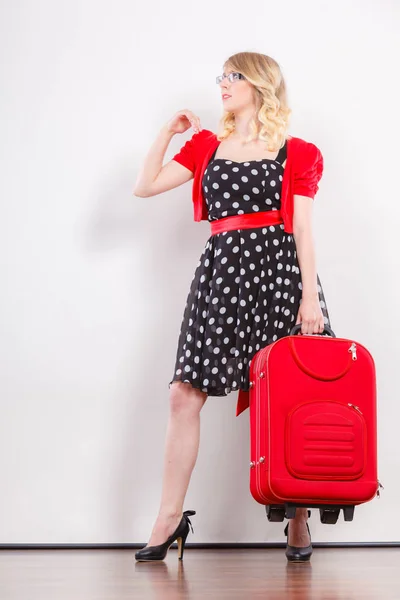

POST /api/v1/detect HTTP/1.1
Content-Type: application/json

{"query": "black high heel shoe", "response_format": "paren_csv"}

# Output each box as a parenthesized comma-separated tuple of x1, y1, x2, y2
(135, 510, 195, 562)
(284, 510, 312, 562)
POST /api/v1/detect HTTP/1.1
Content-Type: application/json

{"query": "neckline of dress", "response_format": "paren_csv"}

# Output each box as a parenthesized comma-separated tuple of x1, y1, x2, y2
(211, 137, 287, 166)
(210, 157, 284, 166)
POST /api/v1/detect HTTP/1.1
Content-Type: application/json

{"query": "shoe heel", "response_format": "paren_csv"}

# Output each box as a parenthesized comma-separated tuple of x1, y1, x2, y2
(135, 509, 195, 562)
(177, 532, 188, 560)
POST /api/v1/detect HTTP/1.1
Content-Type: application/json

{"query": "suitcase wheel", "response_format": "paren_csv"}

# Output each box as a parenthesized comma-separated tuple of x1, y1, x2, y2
(283, 505, 312, 519)
(320, 508, 340, 524)
(343, 506, 355, 521)
(284, 505, 297, 519)
(265, 505, 286, 522)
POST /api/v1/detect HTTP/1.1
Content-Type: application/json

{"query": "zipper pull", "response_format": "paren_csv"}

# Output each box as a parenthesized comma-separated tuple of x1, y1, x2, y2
(348, 403, 363, 414)
(376, 480, 384, 499)
(348, 342, 357, 361)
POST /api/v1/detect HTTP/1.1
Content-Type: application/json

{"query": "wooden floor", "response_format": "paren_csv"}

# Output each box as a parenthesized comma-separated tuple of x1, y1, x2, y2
(1, 548, 399, 599)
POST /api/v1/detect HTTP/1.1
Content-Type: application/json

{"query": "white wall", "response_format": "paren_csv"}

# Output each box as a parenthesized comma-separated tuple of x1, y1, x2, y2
(1, 0, 399, 544)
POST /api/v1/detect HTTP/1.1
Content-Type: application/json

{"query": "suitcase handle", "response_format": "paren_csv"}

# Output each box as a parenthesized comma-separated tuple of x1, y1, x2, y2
(289, 324, 336, 338)
(288, 326, 355, 381)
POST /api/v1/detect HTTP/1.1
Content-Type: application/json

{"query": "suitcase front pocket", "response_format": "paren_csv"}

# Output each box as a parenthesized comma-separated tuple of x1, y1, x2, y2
(285, 400, 367, 481)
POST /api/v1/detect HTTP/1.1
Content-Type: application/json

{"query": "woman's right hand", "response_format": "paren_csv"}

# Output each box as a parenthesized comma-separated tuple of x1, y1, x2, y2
(166, 109, 202, 135)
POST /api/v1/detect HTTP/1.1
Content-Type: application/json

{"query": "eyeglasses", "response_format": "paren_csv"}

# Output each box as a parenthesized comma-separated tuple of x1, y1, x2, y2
(216, 72, 246, 85)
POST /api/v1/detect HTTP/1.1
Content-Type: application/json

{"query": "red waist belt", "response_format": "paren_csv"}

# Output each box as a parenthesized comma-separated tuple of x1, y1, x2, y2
(210, 209, 284, 236)
(210, 210, 284, 416)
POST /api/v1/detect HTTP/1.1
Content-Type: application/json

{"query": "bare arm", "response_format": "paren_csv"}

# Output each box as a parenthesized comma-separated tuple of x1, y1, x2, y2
(133, 110, 202, 198)
(292, 195, 318, 299)
(293, 195, 324, 334)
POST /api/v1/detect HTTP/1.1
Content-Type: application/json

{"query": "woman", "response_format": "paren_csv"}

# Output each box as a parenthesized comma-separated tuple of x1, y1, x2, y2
(133, 51, 331, 562)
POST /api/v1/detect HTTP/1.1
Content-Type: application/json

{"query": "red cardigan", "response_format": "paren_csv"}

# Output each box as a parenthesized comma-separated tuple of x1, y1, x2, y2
(172, 129, 324, 233)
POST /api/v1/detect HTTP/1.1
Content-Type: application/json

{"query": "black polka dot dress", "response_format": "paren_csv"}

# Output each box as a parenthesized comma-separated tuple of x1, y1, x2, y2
(168, 139, 331, 396)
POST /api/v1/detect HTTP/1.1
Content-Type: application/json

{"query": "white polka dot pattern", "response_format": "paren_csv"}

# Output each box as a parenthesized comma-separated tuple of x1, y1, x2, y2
(169, 142, 331, 396)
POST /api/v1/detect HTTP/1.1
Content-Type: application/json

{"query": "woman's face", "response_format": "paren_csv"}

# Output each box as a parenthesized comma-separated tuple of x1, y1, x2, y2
(219, 65, 255, 113)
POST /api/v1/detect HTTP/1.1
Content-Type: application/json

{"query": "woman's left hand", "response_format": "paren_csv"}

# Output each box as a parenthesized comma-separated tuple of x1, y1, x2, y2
(295, 294, 325, 335)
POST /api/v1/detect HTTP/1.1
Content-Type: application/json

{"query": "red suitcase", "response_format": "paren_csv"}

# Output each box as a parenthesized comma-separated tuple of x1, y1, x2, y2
(246, 325, 382, 523)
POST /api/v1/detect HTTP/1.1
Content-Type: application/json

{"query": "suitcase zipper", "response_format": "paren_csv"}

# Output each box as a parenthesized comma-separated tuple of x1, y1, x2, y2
(348, 342, 357, 361)
(348, 403, 362, 414)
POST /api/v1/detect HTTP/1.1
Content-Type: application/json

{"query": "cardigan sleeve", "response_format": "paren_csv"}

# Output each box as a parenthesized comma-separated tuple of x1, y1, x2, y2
(293, 143, 324, 199)
(172, 132, 197, 173)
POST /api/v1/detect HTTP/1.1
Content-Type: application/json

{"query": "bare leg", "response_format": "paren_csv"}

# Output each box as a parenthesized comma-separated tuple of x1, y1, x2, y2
(143, 381, 207, 548)
(287, 508, 311, 546)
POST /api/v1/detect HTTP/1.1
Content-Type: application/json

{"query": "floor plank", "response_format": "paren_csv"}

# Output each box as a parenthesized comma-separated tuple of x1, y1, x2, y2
(1, 548, 399, 599)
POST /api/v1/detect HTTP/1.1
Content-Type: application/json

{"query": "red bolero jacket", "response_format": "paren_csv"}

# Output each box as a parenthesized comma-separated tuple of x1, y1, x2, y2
(172, 129, 324, 233)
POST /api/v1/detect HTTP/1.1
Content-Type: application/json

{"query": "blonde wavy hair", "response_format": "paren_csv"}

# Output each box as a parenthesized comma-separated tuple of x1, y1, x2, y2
(217, 52, 292, 152)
